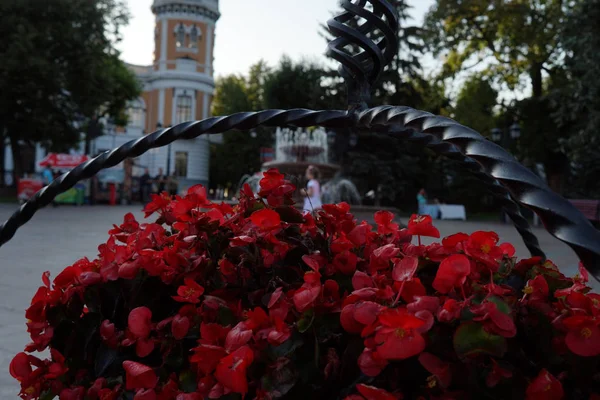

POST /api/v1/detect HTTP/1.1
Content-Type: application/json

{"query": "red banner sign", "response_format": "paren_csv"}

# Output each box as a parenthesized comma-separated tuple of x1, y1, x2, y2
(38, 153, 89, 169)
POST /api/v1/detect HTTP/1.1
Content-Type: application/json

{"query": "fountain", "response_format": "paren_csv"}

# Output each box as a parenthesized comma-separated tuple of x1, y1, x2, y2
(240, 127, 361, 204)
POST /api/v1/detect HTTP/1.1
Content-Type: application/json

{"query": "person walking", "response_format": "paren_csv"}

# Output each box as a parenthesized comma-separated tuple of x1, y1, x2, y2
(302, 165, 322, 212)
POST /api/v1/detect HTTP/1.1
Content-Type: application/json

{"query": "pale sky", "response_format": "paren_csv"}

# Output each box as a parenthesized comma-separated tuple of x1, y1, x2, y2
(117, 0, 436, 77)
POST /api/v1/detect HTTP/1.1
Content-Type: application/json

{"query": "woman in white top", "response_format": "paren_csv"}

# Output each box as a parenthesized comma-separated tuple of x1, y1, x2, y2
(302, 165, 322, 212)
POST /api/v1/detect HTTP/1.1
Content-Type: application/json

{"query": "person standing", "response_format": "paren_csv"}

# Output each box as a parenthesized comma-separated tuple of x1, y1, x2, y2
(42, 165, 53, 186)
(155, 168, 166, 194)
(140, 168, 151, 203)
(167, 172, 179, 196)
(417, 188, 427, 215)
(302, 165, 322, 212)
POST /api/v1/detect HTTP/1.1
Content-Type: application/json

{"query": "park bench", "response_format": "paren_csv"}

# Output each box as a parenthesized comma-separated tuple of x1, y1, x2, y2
(569, 199, 600, 222)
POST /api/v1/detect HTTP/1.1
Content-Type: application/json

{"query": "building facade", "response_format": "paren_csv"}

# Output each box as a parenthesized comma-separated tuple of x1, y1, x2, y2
(3, 0, 219, 190)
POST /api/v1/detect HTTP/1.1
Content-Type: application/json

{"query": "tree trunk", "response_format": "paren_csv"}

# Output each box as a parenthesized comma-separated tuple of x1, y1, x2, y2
(9, 133, 23, 184)
(530, 63, 543, 98)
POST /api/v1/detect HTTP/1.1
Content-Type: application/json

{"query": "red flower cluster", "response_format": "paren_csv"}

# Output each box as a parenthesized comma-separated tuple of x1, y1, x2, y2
(10, 168, 600, 399)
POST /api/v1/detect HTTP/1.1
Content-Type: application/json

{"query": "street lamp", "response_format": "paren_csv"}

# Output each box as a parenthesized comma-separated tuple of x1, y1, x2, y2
(491, 128, 502, 142)
(510, 122, 521, 139)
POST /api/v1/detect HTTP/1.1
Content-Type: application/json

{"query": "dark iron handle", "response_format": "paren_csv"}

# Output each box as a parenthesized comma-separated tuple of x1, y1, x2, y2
(0, 109, 350, 248)
(1, 106, 597, 282)
(358, 106, 600, 282)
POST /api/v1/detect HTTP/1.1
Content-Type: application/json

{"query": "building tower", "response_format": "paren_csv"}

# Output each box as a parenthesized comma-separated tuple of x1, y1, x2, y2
(117, 0, 219, 190)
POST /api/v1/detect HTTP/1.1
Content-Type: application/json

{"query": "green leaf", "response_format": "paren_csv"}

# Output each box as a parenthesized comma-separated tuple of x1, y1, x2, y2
(297, 309, 315, 333)
(487, 296, 511, 315)
(217, 306, 238, 326)
(179, 370, 197, 393)
(39, 390, 56, 400)
(268, 335, 304, 359)
(453, 322, 507, 358)
(94, 345, 120, 377)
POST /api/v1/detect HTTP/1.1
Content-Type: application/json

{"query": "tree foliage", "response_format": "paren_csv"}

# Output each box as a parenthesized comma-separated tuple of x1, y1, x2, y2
(424, 0, 571, 98)
(0, 0, 139, 177)
(453, 76, 498, 137)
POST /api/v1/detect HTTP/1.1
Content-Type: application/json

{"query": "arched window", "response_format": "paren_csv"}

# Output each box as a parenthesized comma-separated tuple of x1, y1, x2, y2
(175, 24, 185, 48)
(176, 95, 192, 123)
(189, 25, 199, 48)
(127, 99, 145, 128)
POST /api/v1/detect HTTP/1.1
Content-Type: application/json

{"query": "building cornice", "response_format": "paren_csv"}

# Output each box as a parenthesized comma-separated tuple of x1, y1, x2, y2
(152, 0, 220, 22)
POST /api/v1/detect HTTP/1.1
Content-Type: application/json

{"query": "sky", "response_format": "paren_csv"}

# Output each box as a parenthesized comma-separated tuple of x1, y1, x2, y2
(117, 0, 436, 78)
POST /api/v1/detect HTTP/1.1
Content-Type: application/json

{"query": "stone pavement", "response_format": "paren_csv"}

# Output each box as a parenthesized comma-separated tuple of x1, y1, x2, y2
(0, 204, 597, 397)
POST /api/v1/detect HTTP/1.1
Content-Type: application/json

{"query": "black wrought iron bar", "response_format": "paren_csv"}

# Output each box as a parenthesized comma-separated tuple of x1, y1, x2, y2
(357, 106, 600, 281)
(0, 109, 350, 248)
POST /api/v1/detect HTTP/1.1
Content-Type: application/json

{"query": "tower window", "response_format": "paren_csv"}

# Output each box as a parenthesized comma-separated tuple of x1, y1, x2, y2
(189, 25, 199, 48)
(175, 24, 185, 48)
(176, 95, 192, 124)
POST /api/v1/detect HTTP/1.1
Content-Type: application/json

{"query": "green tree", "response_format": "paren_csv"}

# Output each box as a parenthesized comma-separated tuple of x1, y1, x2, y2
(453, 76, 498, 136)
(424, 0, 571, 98)
(0, 0, 139, 180)
(210, 61, 274, 188)
(552, 0, 600, 198)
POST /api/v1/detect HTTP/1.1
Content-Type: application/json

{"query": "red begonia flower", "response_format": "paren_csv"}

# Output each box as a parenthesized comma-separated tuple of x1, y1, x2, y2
(9, 353, 31, 382)
(563, 315, 600, 357)
(171, 314, 190, 340)
(418, 352, 451, 388)
(190, 344, 227, 375)
(123, 361, 158, 390)
(356, 384, 400, 400)
(60, 387, 85, 400)
(525, 369, 563, 400)
(259, 169, 285, 194)
(250, 209, 281, 231)
(225, 322, 253, 353)
(348, 222, 372, 246)
(432, 254, 471, 294)
(407, 214, 440, 238)
(334, 251, 359, 275)
(352, 270, 374, 290)
(128, 307, 152, 339)
(172, 278, 205, 303)
(465, 231, 504, 269)
(215, 345, 254, 395)
(136, 338, 155, 358)
(523, 275, 549, 301)
(437, 298, 461, 323)
(392, 256, 419, 282)
(302, 253, 326, 272)
(357, 348, 388, 377)
(471, 302, 516, 338)
(407, 296, 440, 315)
(134, 388, 157, 400)
(486, 359, 512, 388)
(374, 211, 399, 235)
(374, 308, 426, 360)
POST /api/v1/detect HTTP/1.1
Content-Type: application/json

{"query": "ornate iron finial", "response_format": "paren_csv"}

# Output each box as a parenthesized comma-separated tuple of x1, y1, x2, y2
(326, 0, 399, 112)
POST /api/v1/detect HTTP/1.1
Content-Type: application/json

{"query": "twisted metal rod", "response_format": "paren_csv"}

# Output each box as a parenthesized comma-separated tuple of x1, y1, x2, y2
(0, 109, 350, 247)
(326, 0, 398, 108)
(365, 121, 545, 258)
(357, 106, 600, 281)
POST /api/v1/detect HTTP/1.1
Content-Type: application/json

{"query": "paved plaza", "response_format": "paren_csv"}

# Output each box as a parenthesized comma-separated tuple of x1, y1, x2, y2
(0, 204, 596, 396)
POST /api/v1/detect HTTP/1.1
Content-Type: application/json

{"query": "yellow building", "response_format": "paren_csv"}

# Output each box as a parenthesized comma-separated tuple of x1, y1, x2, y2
(94, 0, 220, 189)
